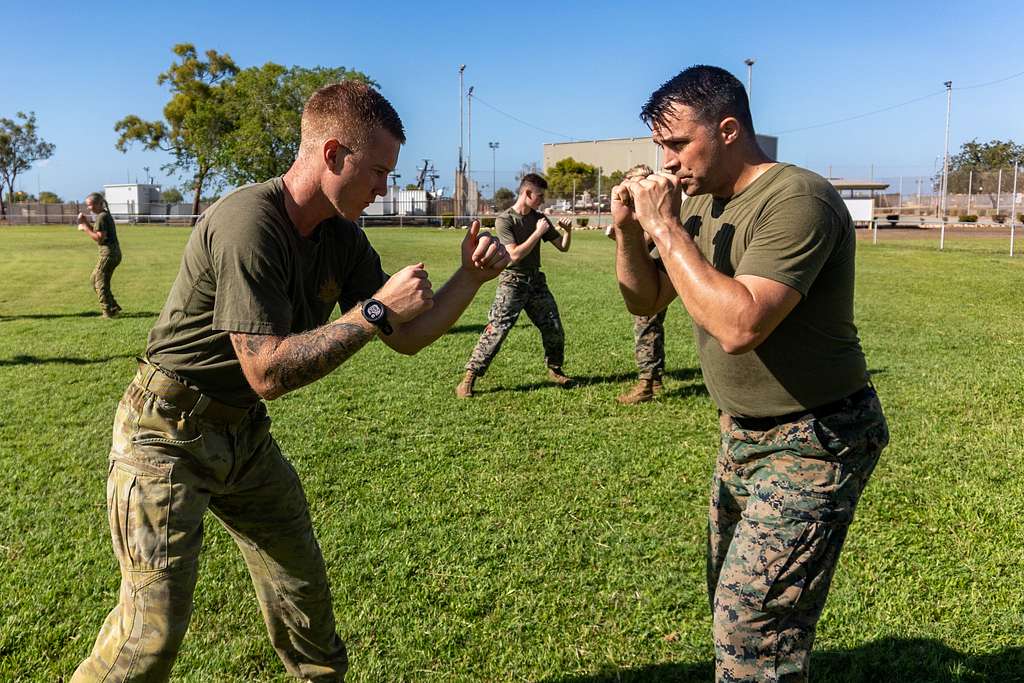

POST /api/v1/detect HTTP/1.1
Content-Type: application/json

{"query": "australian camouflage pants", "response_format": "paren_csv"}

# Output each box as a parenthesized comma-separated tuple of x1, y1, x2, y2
(708, 387, 889, 682)
(92, 246, 122, 315)
(466, 269, 565, 376)
(72, 375, 347, 682)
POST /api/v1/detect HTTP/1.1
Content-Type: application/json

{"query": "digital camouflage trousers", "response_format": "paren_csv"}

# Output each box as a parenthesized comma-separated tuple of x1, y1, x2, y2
(72, 377, 347, 682)
(708, 387, 889, 682)
(633, 308, 667, 380)
(466, 268, 565, 376)
(92, 246, 122, 315)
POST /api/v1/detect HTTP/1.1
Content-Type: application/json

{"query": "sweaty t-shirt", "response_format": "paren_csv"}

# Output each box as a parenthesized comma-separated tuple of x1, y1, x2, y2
(146, 177, 388, 407)
(495, 207, 561, 272)
(96, 211, 118, 249)
(682, 163, 868, 417)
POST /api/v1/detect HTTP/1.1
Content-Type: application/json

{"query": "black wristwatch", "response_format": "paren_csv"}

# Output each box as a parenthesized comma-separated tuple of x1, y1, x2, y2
(361, 298, 393, 335)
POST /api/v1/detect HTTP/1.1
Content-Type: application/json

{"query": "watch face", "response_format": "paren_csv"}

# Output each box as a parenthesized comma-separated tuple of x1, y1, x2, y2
(365, 301, 385, 322)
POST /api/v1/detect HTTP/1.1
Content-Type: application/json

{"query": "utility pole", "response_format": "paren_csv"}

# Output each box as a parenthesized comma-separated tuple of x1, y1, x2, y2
(458, 64, 465, 220)
(744, 58, 755, 102)
(939, 80, 952, 251)
(467, 85, 474, 214)
(489, 141, 499, 201)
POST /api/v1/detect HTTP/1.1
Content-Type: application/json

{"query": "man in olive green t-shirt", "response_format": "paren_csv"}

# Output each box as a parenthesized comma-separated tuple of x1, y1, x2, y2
(456, 173, 575, 397)
(72, 82, 510, 683)
(613, 66, 889, 682)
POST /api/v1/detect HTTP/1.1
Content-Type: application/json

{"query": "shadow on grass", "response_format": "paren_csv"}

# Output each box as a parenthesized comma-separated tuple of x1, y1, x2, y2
(546, 637, 1024, 682)
(0, 310, 158, 321)
(0, 353, 137, 367)
(479, 368, 705, 396)
(447, 323, 487, 335)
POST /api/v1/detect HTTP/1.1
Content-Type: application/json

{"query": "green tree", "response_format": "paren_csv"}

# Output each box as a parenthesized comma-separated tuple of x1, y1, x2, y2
(217, 64, 375, 185)
(943, 139, 1023, 208)
(161, 188, 184, 203)
(0, 112, 55, 218)
(545, 157, 598, 200)
(493, 187, 515, 211)
(115, 44, 238, 224)
(38, 191, 61, 203)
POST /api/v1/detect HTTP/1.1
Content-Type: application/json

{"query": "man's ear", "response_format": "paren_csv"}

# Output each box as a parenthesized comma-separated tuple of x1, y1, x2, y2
(323, 139, 352, 173)
(719, 117, 741, 146)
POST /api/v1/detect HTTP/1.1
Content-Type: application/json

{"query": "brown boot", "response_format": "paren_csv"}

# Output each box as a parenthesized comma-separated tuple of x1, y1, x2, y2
(547, 366, 576, 388)
(455, 371, 477, 398)
(617, 377, 655, 404)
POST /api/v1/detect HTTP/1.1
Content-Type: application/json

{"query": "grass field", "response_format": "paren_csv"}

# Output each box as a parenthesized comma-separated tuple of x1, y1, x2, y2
(1, 225, 1023, 682)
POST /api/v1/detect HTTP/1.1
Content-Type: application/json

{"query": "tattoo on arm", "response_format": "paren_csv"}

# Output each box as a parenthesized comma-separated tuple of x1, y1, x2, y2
(230, 319, 376, 398)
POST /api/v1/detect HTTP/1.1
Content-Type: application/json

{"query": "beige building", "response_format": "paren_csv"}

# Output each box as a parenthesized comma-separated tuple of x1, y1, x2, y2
(543, 134, 779, 174)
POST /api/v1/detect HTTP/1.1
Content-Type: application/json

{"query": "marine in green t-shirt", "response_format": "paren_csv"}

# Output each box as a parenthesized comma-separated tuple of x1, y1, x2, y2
(73, 82, 511, 682)
(456, 173, 575, 397)
(612, 65, 889, 683)
(76, 191, 122, 317)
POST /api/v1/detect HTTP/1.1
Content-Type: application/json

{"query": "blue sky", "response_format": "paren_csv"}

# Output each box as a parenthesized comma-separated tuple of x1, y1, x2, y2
(4, 0, 1023, 201)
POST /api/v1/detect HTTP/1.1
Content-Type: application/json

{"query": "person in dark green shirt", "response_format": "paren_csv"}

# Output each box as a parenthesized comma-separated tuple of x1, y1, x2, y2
(456, 173, 575, 397)
(72, 82, 510, 683)
(77, 192, 122, 318)
(612, 65, 889, 683)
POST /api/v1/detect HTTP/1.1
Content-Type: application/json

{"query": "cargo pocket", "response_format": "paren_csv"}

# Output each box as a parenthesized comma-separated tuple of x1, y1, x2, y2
(107, 458, 171, 571)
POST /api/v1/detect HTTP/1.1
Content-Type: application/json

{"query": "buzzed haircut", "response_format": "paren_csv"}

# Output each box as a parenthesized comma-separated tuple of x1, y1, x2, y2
(518, 173, 548, 192)
(640, 65, 755, 135)
(300, 81, 406, 156)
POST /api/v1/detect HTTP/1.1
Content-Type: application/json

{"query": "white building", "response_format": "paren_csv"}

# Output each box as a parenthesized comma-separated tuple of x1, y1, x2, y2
(103, 183, 161, 215)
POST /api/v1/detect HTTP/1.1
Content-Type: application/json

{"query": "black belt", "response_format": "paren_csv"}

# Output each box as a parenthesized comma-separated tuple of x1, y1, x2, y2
(134, 361, 252, 425)
(729, 385, 873, 432)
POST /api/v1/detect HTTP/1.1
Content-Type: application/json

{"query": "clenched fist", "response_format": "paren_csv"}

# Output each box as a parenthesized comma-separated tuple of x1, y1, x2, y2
(374, 263, 434, 323)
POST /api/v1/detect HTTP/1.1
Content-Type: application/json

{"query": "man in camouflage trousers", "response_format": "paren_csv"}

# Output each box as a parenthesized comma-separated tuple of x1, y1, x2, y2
(608, 164, 669, 405)
(457, 173, 575, 397)
(72, 82, 509, 682)
(613, 65, 888, 682)
(617, 309, 668, 403)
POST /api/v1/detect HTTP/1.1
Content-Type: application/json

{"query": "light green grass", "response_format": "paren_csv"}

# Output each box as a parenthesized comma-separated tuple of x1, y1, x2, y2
(1, 225, 1022, 682)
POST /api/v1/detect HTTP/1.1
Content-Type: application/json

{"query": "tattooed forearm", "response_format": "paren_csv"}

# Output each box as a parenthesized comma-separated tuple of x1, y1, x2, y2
(230, 314, 375, 399)
(266, 322, 374, 394)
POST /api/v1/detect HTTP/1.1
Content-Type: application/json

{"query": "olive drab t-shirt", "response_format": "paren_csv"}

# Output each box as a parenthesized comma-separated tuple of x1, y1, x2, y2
(495, 207, 561, 272)
(682, 163, 868, 418)
(96, 211, 118, 249)
(146, 177, 388, 407)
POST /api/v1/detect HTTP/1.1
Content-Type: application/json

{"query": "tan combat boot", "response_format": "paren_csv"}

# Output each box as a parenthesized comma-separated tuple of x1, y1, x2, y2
(547, 366, 576, 388)
(455, 371, 477, 398)
(616, 377, 656, 404)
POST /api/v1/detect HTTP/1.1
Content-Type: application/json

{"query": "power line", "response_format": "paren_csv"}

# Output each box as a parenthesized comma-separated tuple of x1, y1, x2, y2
(773, 68, 1024, 136)
(470, 93, 576, 141)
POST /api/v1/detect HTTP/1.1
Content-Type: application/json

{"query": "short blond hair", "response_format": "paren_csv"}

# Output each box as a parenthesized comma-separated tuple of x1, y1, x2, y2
(300, 81, 405, 157)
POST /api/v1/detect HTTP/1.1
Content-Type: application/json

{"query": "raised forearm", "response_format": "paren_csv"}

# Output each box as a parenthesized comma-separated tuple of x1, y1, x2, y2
(615, 227, 663, 314)
(648, 222, 764, 352)
(508, 228, 546, 263)
(231, 308, 377, 400)
(384, 268, 482, 354)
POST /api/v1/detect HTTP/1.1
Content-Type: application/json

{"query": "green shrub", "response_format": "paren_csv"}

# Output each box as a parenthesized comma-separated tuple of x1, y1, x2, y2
(576, 217, 589, 227)
(992, 214, 1007, 224)
(481, 217, 496, 228)
(441, 212, 455, 228)
(958, 214, 978, 223)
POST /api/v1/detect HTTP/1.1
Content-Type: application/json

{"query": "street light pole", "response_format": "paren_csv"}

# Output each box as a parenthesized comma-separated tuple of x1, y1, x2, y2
(489, 141, 499, 201)
(939, 80, 952, 251)
(467, 85, 474, 212)
(744, 58, 755, 102)
(458, 64, 465, 220)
